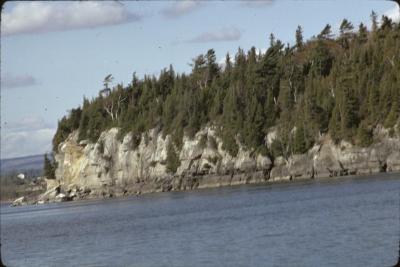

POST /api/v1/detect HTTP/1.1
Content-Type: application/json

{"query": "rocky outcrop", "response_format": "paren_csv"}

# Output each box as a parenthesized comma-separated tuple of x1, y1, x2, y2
(52, 127, 273, 199)
(269, 127, 400, 181)
(32, 124, 399, 203)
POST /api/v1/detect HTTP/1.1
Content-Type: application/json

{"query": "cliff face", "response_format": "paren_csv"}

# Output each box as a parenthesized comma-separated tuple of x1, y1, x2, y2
(52, 126, 400, 199)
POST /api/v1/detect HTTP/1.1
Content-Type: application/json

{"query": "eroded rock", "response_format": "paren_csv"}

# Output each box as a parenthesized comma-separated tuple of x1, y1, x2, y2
(46, 125, 400, 203)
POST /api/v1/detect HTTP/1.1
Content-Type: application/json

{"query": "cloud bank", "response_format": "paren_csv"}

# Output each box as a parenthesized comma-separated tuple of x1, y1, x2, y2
(1, 73, 37, 89)
(161, 0, 203, 18)
(1, 128, 55, 159)
(5, 115, 53, 133)
(2, 2, 141, 36)
(1, 115, 55, 159)
(187, 27, 242, 43)
(385, 4, 400, 23)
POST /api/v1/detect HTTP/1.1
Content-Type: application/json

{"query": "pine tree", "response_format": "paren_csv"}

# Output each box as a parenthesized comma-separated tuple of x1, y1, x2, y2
(311, 40, 333, 76)
(357, 23, 368, 44)
(52, 18, 400, 156)
(356, 121, 373, 147)
(318, 24, 333, 40)
(329, 104, 342, 143)
(371, 11, 378, 33)
(44, 153, 56, 179)
(166, 141, 180, 173)
(295, 25, 304, 49)
(293, 124, 307, 154)
(339, 19, 354, 49)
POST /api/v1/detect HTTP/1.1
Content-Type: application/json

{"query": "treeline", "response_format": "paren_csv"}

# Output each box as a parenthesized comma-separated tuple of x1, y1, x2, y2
(53, 13, 400, 161)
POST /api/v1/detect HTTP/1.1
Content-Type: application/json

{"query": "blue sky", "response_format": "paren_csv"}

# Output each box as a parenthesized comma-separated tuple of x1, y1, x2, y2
(1, 0, 398, 159)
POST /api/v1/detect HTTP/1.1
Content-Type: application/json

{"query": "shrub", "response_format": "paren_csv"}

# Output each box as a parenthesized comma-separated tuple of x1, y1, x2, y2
(166, 142, 180, 174)
(356, 122, 373, 147)
(43, 153, 57, 179)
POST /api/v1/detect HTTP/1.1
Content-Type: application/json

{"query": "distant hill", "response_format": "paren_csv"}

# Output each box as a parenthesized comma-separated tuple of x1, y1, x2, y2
(0, 154, 44, 176)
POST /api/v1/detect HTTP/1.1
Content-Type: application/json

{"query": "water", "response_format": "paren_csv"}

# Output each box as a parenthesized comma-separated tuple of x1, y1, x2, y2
(1, 173, 400, 267)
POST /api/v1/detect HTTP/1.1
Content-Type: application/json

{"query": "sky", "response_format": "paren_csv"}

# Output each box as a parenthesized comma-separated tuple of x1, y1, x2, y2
(1, 0, 399, 159)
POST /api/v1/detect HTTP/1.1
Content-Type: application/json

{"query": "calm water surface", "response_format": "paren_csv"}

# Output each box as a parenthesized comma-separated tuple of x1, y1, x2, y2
(1, 173, 400, 267)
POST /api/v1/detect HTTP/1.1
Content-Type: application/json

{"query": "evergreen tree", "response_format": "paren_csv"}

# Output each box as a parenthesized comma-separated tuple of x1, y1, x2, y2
(295, 25, 304, 49)
(357, 23, 368, 44)
(52, 17, 400, 158)
(166, 142, 180, 173)
(371, 11, 378, 33)
(43, 153, 56, 179)
(318, 24, 333, 40)
(339, 19, 354, 49)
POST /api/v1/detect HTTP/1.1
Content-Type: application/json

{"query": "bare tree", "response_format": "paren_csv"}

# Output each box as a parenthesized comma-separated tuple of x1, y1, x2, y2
(104, 94, 126, 121)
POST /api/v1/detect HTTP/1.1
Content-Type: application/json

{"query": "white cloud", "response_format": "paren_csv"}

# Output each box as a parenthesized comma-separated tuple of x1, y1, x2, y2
(187, 27, 242, 43)
(1, 73, 37, 89)
(1, 128, 55, 159)
(385, 4, 400, 23)
(2, 2, 141, 36)
(1, 115, 56, 158)
(161, 0, 203, 18)
(5, 115, 53, 133)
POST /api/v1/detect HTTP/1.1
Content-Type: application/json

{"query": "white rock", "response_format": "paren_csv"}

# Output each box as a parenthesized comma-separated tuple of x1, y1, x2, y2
(12, 196, 26, 206)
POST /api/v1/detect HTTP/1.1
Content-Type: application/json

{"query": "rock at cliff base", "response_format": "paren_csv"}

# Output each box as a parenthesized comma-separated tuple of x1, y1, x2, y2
(38, 185, 61, 202)
(11, 196, 27, 206)
(55, 193, 70, 202)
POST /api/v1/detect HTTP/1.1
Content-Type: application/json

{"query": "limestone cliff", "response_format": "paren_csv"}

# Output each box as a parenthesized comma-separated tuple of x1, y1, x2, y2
(51, 125, 400, 200)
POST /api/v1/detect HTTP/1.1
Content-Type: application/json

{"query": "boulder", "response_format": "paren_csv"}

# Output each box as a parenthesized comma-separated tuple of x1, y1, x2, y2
(45, 179, 60, 191)
(256, 154, 272, 171)
(38, 185, 61, 202)
(11, 196, 27, 206)
(387, 151, 400, 172)
(234, 149, 256, 172)
(270, 157, 291, 181)
(55, 193, 70, 202)
(288, 154, 314, 179)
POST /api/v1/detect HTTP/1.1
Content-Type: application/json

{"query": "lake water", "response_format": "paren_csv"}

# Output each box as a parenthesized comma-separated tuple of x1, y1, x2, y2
(1, 173, 400, 267)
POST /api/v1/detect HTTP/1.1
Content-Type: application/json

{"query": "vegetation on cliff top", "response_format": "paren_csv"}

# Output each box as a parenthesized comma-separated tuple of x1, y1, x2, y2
(53, 14, 400, 160)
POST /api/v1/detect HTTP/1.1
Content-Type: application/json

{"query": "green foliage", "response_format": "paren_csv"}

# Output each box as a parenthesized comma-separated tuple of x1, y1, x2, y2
(53, 17, 400, 158)
(293, 125, 308, 154)
(356, 121, 373, 147)
(166, 142, 180, 174)
(295, 25, 304, 49)
(270, 138, 285, 159)
(52, 107, 82, 151)
(311, 40, 333, 77)
(43, 153, 57, 179)
(318, 24, 333, 40)
(221, 130, 239, 157)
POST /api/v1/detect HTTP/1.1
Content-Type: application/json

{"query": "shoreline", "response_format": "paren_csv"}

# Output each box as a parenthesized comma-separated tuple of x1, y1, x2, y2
(9, 170, 400, 207)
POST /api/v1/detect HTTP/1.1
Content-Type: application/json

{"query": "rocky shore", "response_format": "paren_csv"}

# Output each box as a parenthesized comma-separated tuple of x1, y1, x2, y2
(12, 125, 400, 206)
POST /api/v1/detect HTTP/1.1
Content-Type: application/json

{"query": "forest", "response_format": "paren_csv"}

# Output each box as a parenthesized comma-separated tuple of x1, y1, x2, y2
(52, 13, 400, 162)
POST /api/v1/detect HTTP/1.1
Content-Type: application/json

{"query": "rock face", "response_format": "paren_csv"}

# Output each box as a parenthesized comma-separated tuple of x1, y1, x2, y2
(53, 127, 272, 198)
(50, 125, 400, 200)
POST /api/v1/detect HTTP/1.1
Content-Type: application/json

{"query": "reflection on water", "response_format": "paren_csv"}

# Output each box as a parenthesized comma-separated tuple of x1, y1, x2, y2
(1, 173, 400, 267)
